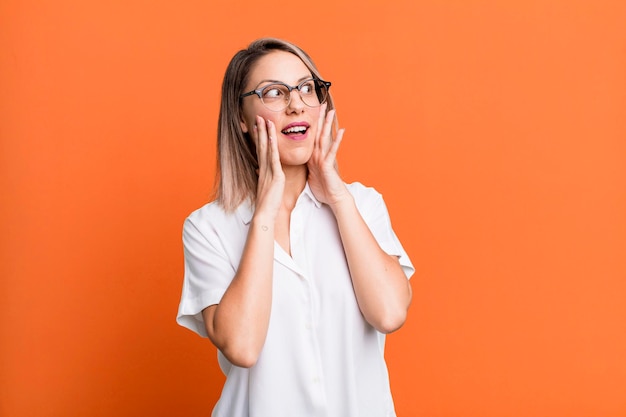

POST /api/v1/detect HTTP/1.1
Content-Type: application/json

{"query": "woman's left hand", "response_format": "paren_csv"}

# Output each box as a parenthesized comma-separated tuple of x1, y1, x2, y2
(307, 104, 350, 207)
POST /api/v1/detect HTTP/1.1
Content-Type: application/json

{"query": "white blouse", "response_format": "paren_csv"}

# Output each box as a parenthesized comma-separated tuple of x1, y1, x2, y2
(177, 182, 414, 417)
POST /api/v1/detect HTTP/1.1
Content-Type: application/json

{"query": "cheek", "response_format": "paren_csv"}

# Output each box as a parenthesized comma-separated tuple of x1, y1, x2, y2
(242, 109, 280, 134)
(311, 108, 325, 132)
(240, 101, 267, 132)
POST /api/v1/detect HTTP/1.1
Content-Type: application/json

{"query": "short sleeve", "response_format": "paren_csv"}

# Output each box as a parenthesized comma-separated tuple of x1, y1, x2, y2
(176, 215, 236, 337)
(349, 183, 415, 279)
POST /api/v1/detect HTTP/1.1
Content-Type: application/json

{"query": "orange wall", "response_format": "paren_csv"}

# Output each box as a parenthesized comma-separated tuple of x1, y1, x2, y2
(2, 1, 626, 416)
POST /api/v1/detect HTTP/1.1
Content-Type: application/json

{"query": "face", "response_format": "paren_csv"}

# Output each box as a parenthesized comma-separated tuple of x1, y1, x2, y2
(240, 50, 322, 167)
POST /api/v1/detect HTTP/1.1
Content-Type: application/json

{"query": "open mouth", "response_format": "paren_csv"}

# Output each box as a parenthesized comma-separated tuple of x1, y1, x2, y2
(281, 123, 310, 137)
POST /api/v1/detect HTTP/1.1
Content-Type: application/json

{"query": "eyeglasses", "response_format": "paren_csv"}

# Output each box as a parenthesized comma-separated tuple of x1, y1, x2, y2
(240, 78, 331, 112)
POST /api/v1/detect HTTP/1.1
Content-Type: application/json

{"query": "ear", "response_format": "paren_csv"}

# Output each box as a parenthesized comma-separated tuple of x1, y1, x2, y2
(240, 118, 249, 133)
(240, 109, 253, 133)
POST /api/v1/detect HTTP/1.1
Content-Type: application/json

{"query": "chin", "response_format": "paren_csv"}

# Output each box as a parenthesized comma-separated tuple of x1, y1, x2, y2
(281, 154, 313, 167)
(278, 145, 313, 166)
(280, 158, 311, 168)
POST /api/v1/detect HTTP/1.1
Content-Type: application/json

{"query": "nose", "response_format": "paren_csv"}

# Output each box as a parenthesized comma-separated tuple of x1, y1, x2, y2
(286, 89, 305, 113)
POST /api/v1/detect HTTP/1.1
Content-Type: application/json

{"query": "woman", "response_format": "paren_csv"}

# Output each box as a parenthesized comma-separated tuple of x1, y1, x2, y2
(177, 38, 414, 417)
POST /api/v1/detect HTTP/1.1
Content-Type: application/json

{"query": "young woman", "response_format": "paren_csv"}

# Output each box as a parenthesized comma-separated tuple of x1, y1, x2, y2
(177, 38, 414, 417)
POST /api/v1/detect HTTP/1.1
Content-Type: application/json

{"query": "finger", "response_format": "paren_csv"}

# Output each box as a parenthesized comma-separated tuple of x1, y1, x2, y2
(316, 102, 328, 151)
(326, 127, 345, 162)
(249, 117, 259, 146)
(256, 115, 268, 170)
(320, 109, 336, 153)
(266, 119, 282, 172)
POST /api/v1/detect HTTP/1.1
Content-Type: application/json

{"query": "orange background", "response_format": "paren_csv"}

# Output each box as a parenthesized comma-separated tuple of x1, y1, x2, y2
(2, 1, 626, 416)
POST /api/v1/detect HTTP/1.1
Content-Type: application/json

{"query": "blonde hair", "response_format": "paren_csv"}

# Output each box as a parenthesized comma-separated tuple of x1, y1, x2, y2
(214, 38, 335, 212)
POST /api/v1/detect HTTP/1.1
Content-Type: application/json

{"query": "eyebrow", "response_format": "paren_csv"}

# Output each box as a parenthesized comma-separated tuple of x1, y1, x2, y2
(255, 75, 312, 87)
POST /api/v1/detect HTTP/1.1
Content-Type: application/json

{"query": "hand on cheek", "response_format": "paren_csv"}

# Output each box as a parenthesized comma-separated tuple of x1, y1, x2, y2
(253, 115, 285, 220)
(307, 104, 349, 207)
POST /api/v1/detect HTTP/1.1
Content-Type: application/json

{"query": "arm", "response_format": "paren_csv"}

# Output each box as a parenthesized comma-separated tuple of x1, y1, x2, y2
(329, 195, 412, 333)
(202, 117, 283, 367)
(307, 105, 412, 333)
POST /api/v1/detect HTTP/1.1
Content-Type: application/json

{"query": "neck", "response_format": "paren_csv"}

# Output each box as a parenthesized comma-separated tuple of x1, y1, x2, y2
(281, 164, 307, 210)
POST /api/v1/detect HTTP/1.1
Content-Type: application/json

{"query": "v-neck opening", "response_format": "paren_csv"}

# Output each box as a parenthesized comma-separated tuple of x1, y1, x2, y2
(275, 240, 292, 259)
(273, 241, 306, 277)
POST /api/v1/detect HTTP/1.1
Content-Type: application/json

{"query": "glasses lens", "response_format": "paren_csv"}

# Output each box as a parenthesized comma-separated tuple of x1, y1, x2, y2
(301, 80, 328, 108)
(261, 84, 290, 111)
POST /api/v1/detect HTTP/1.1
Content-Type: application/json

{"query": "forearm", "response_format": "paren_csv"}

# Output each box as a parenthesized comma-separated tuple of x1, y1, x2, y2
(330, 195, 412, 333)
(203, 214, 275, 367)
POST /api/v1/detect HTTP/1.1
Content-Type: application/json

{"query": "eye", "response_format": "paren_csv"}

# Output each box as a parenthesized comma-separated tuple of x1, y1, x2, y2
(262, 84, 287, 100)
(299, 80, 315, 95)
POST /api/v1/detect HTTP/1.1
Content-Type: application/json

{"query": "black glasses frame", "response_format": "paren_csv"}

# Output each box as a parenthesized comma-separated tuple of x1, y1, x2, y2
(240, 78, 332, 110)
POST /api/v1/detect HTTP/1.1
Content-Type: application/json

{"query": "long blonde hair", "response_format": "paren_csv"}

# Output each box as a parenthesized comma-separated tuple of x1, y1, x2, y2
(214, 38, 335, 212)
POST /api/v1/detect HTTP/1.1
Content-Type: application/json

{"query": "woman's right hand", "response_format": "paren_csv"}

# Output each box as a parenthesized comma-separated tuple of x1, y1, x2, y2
(202, 116, 282, 368)
(252, 116, 284, 220)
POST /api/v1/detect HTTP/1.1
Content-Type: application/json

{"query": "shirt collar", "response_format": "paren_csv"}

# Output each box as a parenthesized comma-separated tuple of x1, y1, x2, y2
(236, 200, 254, 225)
(302, 182, 323, 209)
(236, 182, 322, 225)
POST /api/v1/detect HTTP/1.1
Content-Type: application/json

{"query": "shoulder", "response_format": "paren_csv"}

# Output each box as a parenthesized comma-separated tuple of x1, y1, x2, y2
(186, 200, 227, 224)
(345, 182, 393, 224)
(185, 201, 220, 230)
(346, 181, 384, 206)
(184, 200, 251, 237)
